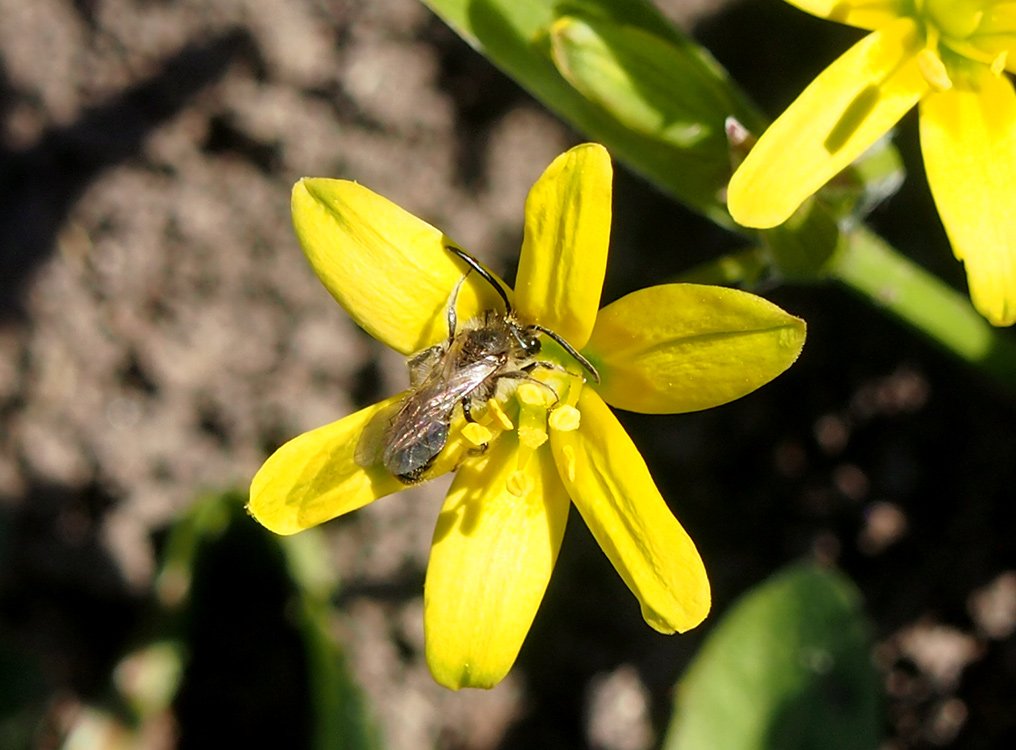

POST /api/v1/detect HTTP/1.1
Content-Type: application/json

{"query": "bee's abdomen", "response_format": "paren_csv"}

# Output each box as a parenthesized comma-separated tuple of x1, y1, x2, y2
(383, 419, 449, 484)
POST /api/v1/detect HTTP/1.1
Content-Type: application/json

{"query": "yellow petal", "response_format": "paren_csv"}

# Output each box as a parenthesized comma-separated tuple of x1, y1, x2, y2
(425, 435, 569, 689)
(516, 143, 612, 348)
(784, 0, 904, 28)
(292, 179, 501, 355)
(550, 389, 710, 633)
(585, 284, 806, 414)
(248, 396, 406, 535)
(727, 18, 928, 228)
(920, 71, 1016, 326)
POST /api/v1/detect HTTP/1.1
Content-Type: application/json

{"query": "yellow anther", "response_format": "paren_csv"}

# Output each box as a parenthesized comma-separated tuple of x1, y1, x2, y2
(548, 404, 581, 433)
(917, 48, 953, 91)
(517, 381, 550, 407)
(485, 398, 514, 431)
(518, 426, 548, 450)
(991, 51, 1008, 77)
(462, 422, 492, 447)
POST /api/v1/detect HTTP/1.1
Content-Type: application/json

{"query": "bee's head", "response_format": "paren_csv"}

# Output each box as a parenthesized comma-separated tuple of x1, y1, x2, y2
(517, 326, 541, 355)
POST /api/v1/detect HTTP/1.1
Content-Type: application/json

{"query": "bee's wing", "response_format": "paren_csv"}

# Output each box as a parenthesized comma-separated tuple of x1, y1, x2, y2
(407, 344, 445, 387)
(381, 359, 499, 480)
(355, 397, 404, 470)
(356, 344, 449, 470)
(380, 384, 461, 478)
(382, 415, 451, 480)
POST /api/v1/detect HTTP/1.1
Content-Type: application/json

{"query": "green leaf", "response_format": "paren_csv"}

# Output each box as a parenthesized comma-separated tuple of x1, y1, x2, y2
(420, 0, 760, 227)
(550, 14, 765, 224)
(663, 563, 880, 750)
(421, 0, 902, 230)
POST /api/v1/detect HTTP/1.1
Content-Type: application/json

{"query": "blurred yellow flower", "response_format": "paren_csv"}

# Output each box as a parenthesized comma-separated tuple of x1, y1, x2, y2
(249, 144, 806, 689)
(727, 0, 1016, 326)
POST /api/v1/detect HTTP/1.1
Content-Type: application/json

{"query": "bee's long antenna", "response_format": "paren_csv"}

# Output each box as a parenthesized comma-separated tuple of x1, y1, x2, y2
(530, 323, 601, 384)
(445, 245, 513, 315)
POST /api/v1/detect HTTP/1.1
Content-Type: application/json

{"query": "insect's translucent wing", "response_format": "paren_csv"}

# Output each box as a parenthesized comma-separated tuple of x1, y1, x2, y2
(407, 344, 445, 387)
(380, 383, 460, 477)
(381, 357, 500, 479)
(355, 397, 403, 469)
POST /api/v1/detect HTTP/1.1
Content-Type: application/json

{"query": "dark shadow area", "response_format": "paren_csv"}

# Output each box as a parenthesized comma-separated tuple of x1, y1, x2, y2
(172, 500, 311, 748)
(0, 479, 138, 697)
(695, 0, 866, 119)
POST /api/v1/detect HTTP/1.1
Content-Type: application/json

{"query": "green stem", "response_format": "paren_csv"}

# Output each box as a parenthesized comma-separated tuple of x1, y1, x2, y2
(832, 226, 1016, 393)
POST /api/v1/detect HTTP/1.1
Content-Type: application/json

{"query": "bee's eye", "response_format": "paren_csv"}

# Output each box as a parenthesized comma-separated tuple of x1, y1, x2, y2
(526, 335, 541, 353)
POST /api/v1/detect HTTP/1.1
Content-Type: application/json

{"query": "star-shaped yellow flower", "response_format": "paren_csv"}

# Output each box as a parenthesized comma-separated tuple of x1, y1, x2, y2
(249, 144, 806, 689)
(727, 0, 1016, 326)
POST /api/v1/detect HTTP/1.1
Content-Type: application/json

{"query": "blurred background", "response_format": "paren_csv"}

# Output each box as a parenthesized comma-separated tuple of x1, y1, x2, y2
(1, 0, 1015, 747)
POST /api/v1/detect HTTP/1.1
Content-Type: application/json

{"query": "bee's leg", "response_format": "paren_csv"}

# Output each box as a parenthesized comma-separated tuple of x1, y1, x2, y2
(522, 360, 564, 374)
(462, 397, 477, 423)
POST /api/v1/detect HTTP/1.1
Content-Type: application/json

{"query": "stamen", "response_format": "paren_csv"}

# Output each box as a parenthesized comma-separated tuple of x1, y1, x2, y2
(992, 51, 1008, 77)
(462, 422, 492, 447)
(548, 405, 581, 433)
(518, 425, 548, 450)
(486, 398, 514, 431)
(917, 48, 953, 91)
(517, 382, 550, 407)
(518, 382, 553, 450)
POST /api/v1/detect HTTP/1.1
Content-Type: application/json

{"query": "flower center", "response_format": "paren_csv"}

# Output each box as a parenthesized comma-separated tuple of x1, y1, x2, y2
(507, 369, 583, 494)
(451, 362, 586, 493)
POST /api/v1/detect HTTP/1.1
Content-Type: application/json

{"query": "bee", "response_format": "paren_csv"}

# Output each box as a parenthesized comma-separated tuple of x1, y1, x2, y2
(368, 245, 598, 484)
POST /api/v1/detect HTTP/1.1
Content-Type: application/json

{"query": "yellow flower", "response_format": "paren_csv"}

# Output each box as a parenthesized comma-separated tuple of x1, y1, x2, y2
(249, 144, 806, 689)
(727, 0, 1016, 326)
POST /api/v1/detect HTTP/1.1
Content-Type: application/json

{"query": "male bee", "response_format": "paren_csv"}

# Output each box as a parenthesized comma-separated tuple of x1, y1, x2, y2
(373, 245, 598, 484)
